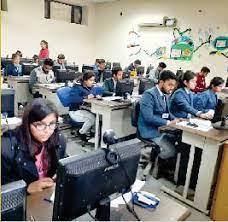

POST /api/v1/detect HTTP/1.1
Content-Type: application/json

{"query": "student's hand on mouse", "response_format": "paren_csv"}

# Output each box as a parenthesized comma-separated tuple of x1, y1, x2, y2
(87, 94, 94, 99)
(27, 177, 54, 194)
(169, 119, 181, 125)
(205, 110, 214, 120)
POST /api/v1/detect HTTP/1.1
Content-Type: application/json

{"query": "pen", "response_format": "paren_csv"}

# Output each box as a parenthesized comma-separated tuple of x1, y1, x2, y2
(43, 198, 52, 203)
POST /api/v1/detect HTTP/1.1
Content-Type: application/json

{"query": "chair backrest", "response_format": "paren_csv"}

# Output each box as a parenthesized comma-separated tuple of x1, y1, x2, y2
(131, 100, 140, 127)
(56, 86, 72, 107)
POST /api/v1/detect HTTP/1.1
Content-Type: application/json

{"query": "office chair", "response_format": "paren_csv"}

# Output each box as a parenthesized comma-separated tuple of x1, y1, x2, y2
(131, 100, 161, 180)
(131, 101, 181, 182)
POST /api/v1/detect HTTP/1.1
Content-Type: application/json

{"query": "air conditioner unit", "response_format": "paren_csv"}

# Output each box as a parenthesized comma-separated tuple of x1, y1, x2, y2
(138, 17, 176, 28)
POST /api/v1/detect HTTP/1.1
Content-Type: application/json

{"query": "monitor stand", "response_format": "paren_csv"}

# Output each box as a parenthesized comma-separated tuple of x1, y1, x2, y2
(95, 197, 111, 221)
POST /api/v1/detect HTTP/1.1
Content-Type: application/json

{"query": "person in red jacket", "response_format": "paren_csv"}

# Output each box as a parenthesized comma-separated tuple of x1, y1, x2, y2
(193, 66, 210, 93)
(39, 40, 49, 59)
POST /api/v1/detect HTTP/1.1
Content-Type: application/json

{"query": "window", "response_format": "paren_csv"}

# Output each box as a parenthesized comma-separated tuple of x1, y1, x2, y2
(1, 0, 8, 11)
(44, 0, 86, 25)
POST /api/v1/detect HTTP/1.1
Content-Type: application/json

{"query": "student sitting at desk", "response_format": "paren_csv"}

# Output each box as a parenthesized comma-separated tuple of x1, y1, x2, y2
(69, 71, 103, 141)
(32, 54, 39, 65)
(1, 98, 66, 194)
(39, 40, 49, 60)
(54, 54, 66, 69)
(193, 77, 225, 113)
(138, 70, 181, 159)
(169, 71, 213, 120)
(94, 59, 106, 82)
(103, 67, 123, 96)
(29, 58, 55, 96)
(127, 59, 141, 72)
(4, 53, 22, 76)
(148, 62, 167, 84)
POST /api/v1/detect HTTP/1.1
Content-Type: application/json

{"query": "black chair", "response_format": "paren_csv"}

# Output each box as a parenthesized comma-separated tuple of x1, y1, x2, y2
(131, 101, 161, 180)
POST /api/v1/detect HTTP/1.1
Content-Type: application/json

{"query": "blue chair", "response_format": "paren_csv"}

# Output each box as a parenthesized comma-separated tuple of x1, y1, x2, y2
(57, 87, 86, 146)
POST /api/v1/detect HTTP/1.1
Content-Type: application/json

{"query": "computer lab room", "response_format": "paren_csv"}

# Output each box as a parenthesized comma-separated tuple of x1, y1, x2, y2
(1, 0, 228, 221)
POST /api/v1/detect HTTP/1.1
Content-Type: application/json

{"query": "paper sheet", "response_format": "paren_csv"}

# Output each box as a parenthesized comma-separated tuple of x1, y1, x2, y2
(49, 179, 145, 206)
(110, 179, 145, 208)
(177, 119, 212, 132)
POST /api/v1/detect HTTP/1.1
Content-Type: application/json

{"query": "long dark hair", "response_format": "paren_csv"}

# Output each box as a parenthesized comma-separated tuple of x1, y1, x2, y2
(208, 77, 224, 89)
(178, 70, 196, 88)
(18, 98, 59, 159)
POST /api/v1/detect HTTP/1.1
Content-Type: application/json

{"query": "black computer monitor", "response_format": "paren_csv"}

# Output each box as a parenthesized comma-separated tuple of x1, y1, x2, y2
(82, 64, 94, 73)
(53, 139, 141, 221)
(20, 58, 33, 64)
(22, 63, 38, 75)
(136, 66, 145, 76)
(1, 89, 15, 117)
(123, 71, 130, 79)
(65, 65, 79, 72)
(112, 62, 121, 68)
(138, 78, 154, 95)
(226, 77, 228, 87)
(103, 70, 112, 80)
(212, 98, 227, 123)
(56, 70, 83, 83)
(1, 58, 12, 69)
(53, 65, 61, 75)
(1, 180, 27, 221)
(115, 79, 134, 98)
(105, 62, 111, 70)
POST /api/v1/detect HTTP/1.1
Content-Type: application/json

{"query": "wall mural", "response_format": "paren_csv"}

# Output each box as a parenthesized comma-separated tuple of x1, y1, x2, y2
(127, 27, 227, 60)
(209, 36, 228, 58)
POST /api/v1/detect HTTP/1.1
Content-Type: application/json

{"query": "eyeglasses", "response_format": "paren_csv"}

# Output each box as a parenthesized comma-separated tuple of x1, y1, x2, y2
(32, 122, 58, 131)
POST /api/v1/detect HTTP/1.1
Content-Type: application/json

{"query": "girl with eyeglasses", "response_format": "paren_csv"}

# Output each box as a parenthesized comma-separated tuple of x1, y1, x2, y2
(1, 98, 66, 194)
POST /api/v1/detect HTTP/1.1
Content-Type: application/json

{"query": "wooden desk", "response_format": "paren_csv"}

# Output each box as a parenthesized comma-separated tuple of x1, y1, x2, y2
(84, 98, 136, 149)
(161, 122, 228, 214)
(6, 76, 32, 116)
(34, 83, 69, 115)
(211, 141, 228, 220)
(27, 185, 190, 221)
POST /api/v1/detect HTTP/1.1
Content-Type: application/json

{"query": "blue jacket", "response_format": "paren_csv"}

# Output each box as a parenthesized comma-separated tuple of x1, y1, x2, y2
(1, 129, 66, 186)
(69, 83, 104, 111)
(193, 89, 218, 112)
(138, 87, 175, 140)
(169, 88, 199, 118)
(5, 63, 23, 76)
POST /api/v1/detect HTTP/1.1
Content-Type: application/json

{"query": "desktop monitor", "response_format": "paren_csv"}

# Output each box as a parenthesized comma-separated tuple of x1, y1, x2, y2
(123, 71, 130, 79)
(20, 58, 33, 64)
(226, 77, 228, 87)
(112, 62, 121, 68)
(138, 78, 154, 95)
(103, 70, 112, 80)
(1, 88, 15, 117)
(1, 58, 12, 69)
(136, 66, 145, 76)
(1, 180, 27, 221)
(105, 62, 111, 70)
(56, 70, 83, 83)
(53, 139, 141, 221)
(22, 63, 38, 75)
(65, 65, 79, 72)
(53, 65, 61, 75)
(212, 98, 227, 123)
(115, 79, 134, 98)
(82, 65, 94, 73)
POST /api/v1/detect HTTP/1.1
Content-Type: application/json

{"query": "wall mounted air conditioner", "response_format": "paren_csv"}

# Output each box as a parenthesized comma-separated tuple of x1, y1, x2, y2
(138, 17, 177, 28)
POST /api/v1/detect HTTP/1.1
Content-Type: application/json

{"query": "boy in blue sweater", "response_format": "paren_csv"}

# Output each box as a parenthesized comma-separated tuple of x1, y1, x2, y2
(69, 71, 103, 140)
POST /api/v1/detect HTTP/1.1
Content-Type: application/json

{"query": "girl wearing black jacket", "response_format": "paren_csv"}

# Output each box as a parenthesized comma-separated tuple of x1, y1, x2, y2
(1, 98, 66, 194)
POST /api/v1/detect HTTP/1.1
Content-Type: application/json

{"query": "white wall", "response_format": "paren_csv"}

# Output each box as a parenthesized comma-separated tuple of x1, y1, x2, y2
(1, 0, 96, 67)
(94, 0, 228, 82)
